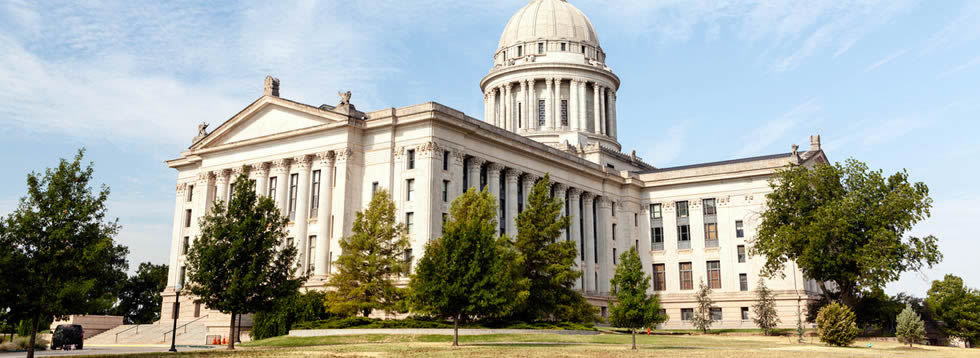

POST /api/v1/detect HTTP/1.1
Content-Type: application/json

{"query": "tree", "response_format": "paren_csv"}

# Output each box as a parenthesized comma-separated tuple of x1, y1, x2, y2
(752, 278, 780, 335)
(691, 279, 714, 333)
(816, 302, 859, 346)
(113, 262, 168, 324)
(608, 248, 665, 350)
(896, 304, 925, 347)
(185, 172, 306, 350)
(409, 188, 528, 346)
(925, 274, 980, 346)
(252, 290, 330, 340)
(0, 149, 129, 358)
(326, 189, 411, 317)
(751, 158, 942, 307)
(512, 173, 593, 322)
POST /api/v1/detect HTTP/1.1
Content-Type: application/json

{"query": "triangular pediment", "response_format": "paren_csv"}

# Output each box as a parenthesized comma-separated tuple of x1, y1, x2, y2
(192, 96, 342, 150)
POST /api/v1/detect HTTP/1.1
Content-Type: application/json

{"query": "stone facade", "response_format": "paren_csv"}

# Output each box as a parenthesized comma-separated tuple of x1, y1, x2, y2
(160, 0, 826, 330)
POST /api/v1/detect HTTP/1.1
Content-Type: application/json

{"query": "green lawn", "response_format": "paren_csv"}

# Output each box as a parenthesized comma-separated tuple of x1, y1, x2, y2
(81, 333, 980, 357)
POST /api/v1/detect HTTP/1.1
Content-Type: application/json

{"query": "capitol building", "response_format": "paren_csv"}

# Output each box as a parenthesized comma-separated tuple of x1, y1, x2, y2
(161, 0, 825, 333)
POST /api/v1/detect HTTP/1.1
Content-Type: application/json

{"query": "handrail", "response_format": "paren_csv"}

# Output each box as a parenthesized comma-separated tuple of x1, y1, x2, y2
(162, 314, 210, 343)
(114, 324, 140, 343)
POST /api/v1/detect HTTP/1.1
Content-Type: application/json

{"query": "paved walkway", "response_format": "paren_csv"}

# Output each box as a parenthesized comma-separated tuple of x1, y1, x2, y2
(289, 328, 599, 337)
(0, 345, 214, 357)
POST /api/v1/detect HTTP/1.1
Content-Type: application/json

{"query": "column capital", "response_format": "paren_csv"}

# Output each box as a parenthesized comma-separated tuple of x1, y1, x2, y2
(213, 169, 231, 183)
(316, 151, 336, 165)
(292, 155, 313, 169)
(545, 79, 553, 88)
(524, 173, 541, 183)
(597, 196, 612, 208)
(231, 166, 248, 179)
(335, 147, 354, 162)
(582, 191, 595, 201)
(452, 150, 466, 165)
(487, 162, 505, 173)
(520, 81, 528, 89)
(250, 162, 270, 175)
(196, 171, 213, 183)
(568, 187, 582, 198)
(176, 182, 188, 195)
(505, 168, 522, 180)
(270, 158, 291, 173)
(469, 156, 486, 166)
(554, 183, 568, 193)
(506, 82, 514, 90)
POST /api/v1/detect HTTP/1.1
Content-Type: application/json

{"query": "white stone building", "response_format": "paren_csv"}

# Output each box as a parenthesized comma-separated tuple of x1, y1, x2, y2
(160, 0, 825, 333)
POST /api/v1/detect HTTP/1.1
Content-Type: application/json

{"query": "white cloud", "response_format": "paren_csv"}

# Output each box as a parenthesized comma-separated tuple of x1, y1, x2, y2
(939, 54, 980, 77)
(734, 98, 821, 158)
(644, 123, 689, 167)
(865, 48, 909, 72)
(923, 1, 980, 53)
(822, 101, 961, 154)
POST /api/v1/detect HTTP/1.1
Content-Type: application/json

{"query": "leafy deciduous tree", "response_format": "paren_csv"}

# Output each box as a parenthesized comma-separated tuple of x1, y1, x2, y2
(926, 274, 980, 346)
(751, 159, 942, 307)
(409, 188, 528, 346)
(752, 278, 780, 335)
(0, 149, 129, 358)
(185, 172, 305, 350)
(327, 189, 411, 317)
(113, 262, 168, 324)
(896, 304, 925, 347)
(692, 279, 714, 334)
(608, 248, 665, 350)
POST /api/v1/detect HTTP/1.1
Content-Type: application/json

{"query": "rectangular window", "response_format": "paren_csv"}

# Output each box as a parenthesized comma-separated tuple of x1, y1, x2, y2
(286, 237, 294, 248)
(704, 223, 718, 247)
(406, 179, 415, 201)
(308, 236, 316, 274)
(181, 236, 189, 255)
(613, 248, 617, 265)
(538, 42, 544, 54)
(518, 103, 522, 127)
(651, 203, 662, 219)
(676, 201, 689, 217)
(178, 266, 186, 287)
(442, 180, 449, 202)
(651, 227, 664, 250)
(186, 185, 194, 202)
(407, 149, 416, 169)
(681, 308, 694, 321)
(538, 100, 546, 126)
(372, 182, 379, 195)
(184, 209, 192, 227)
(737, 245, 746, 263)
(707, 261, 721, 289)
(678, 225, 690, 249)
(710, 307, 722, 321)
(561, 100, 568, 126)
(653, 264, 666, 291)
(442, 213, 448, 232)
(288, 173, 298, 220)
(679, 262, 693, 290)
(736, 220, 744, 238)
(612, 224, 617, 240)
(740, 273, 749, 291)
(741, 307, 750, 320)
(612, 202, 616, 216)
(310, 170, 321, 218)
(443, 151, 450, 171)
(406, 212, 414, 234)
(561, 42, 566, 51)
(194, 303, 201, 318)
(634, 213, 638, 227)
(268, 177, 277, 198)
(703, 198, 717, 215)
(404, 249, 414, 272)
(517, 45, 523, 57)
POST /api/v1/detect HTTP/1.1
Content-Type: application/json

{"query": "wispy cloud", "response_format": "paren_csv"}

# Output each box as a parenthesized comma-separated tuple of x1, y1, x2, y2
(865, 48, 909, 72)
(923, 1, 980, 53)
(735, 99, 821, 158)
(644, 123, 689, 167)
(822, 101, 961, 153)
(939, 54, 980, 77)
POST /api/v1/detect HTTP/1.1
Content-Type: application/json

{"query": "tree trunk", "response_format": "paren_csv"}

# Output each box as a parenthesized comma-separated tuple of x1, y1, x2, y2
(227, 312, 236, 350)
(26, 315, 39, 358)
(631, 328, 637, 350)
(453, 314, 459, 347)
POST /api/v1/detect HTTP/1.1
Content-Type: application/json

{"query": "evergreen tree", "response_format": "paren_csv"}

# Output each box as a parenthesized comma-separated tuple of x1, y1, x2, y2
(512, 174, 589, 322)
(185, 171, 305, 350)
(0, 149, 129, 358)
(752, 278, 780, 335)
(608, 248, 666, 350)
(895, 304, 925, 347)
(816, 302, 859, 346)
(327, 189, 411, 317)
(113, 262, 169, 324)
(409, 188, 528, 346)
(691, 279, 714, 333)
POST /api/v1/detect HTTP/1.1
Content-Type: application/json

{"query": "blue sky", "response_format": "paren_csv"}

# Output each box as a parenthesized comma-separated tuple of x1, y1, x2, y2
(1, 0, 977, 296)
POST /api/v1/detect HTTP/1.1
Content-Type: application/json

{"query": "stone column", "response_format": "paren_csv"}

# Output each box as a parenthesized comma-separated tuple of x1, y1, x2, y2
(569, 80, 579, 131)
(214, 169, 230, 203)
(597, 197, 612, 293)
(230, 166, 248, 196)
(329, 148, 353, 273)
(251, 163, 269, 198)
(599, 86, 607, 136)
(505, 169, 520, 236)
(554, 183, 568, 240)
(582, 192, 596, 292)
(314, 152, 335, 277)
(195, 172, 212, 230)
(292, 155, 313, 272)
(528, 79, 537, 130)
(468, 157, 485, 191)
(505, 84, 513, 131)
(453, 151, 466, 196)
(568, 188, 582, 290)
(518, 81, 526, 131)
(545, 79, 553, 130)
(593, 83, 602, 135)
(490, 88, 498, 127)
(167, 183, 187, 289)
(484, 93, 490, 124)
(522, 173, 539, 208)
(487, 163, 503, 233)
(609, 90, 617, 139)
(271, 159, 291, 214)
(578, 80, 587, 131)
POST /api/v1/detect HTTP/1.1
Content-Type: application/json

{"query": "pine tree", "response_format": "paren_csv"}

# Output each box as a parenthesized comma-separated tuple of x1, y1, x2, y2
(409, 188, 528, 346)
(513, 173, 590, 322)
(752, 278, 781, 335)
(692, 279, 714, 333)
(185, 171, 306, 350)
(816, 302, 859, 346)
(895, 304, 925, 347)
(327, 189, 411, 317)
(609, 248, 666, 350)
(0, 149, 129, 358)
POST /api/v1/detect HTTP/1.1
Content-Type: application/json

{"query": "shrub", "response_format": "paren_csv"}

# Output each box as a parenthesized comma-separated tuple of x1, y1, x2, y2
(895, 304, 925, 347)
(0, 336, 48, 352)
(816, 302, 859, 347)
(252, 290, 332, 340)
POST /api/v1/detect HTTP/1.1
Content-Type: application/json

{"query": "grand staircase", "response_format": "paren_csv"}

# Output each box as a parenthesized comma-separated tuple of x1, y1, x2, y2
(85, 315, 212, 345)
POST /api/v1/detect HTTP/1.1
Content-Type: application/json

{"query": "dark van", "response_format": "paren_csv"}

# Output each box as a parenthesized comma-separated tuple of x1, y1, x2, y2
(52, 324, 84, 350)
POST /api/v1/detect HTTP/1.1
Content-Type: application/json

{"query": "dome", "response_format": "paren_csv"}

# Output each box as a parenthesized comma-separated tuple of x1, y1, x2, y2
(497, 0, 599, 51)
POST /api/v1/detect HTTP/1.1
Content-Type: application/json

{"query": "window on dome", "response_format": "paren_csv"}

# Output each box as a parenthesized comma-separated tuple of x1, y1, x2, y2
(561, 43, 566, 51)
(538, 100, 545, 126)
(561, 100, 568, 126)
(538, 42, 544, 54)
(582, 45, 586, 53)
(518, 45, 523, 57)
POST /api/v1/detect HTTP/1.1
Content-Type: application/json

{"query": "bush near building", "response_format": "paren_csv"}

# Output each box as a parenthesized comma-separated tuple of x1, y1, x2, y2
(816, 302, 859, 347)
